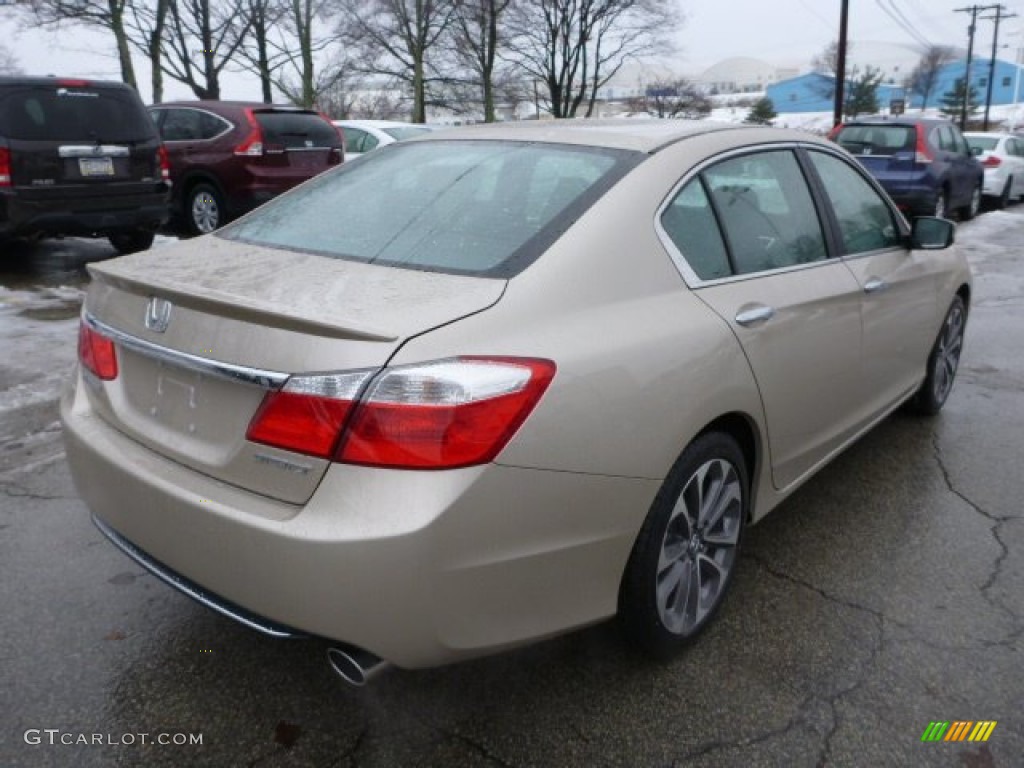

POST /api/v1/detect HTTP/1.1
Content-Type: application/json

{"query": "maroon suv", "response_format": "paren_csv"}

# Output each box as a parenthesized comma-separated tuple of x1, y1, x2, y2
(149, 101, 343, 235)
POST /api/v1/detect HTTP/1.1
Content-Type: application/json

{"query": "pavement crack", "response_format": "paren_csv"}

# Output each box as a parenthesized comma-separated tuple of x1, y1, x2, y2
(932, 436, 1018, 625)
(0, 480, 73, 501)
(672, 696, 814, 765)
(436, 727, 517, 768)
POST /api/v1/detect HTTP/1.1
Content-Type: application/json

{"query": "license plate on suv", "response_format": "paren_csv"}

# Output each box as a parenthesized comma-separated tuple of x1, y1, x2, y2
(79, 157, 115, 177)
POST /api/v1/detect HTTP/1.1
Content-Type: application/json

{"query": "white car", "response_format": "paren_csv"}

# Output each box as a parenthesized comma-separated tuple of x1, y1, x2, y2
(965, 132, 1024, 209)
(333, 119, 435, 159)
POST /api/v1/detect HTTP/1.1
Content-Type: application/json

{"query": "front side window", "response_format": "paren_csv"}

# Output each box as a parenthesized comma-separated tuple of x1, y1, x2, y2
(808, 151, 902, 255)
(220, 140, 638, 277)
(702, 151, 827, 274)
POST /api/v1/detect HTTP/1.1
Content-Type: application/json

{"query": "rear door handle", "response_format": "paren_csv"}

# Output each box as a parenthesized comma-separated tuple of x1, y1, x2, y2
(735, 306, 775, 327)
(864, 277, 888, 294)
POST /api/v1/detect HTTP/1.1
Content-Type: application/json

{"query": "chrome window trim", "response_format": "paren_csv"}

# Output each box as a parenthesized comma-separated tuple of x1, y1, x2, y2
(149, 106, 234, 143)
(654, 142, 909, 289)
(84, 312, 288, 390)
(656, 142, 831, 289)
(58, 145, 131, 158)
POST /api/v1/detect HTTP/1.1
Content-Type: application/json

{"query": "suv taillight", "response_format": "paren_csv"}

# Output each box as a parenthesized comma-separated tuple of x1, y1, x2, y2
(246, 357, 556, 469)
(233, 109, 265, 157)
(0, 147, 11, 187)
(914, 125, 933, 165)
(156, 145, 171, 182)
(78, 322, 118, 381)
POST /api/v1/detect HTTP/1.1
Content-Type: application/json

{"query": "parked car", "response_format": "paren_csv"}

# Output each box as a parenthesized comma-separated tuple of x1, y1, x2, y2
(830, 117, 983, 220)
(63, 121, 971, 683)
(964, 131, 1024, 209)
(334, 119, 435, 159)
(149, 101, 343, 235)
(0, 76, 170, 254)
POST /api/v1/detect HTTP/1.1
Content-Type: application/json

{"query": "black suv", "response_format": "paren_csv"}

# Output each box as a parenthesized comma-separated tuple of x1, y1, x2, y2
(0, 76, 170, 253)
(830, 117, 983, 220)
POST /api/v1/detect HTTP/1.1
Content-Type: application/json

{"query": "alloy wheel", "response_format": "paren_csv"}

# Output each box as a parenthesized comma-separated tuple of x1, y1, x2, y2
(655, 458, 743, 635)
(191, 191, 221, 234)
(932, 301, 965, 405)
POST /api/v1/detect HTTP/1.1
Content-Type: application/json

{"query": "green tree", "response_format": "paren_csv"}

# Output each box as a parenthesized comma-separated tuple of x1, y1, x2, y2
(939, 78, 980, 120)
(844, 66, 882, 118)
(744, 97, 777, 125)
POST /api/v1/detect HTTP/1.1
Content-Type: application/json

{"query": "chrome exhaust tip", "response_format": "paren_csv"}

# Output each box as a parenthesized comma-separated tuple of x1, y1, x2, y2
(326, 645, 388, 686)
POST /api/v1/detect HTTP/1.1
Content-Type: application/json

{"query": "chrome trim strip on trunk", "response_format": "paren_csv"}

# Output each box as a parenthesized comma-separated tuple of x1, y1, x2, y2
(59, 145, 132, 158)
(84, 312, 289, 390)
(92, 514, 305, 640)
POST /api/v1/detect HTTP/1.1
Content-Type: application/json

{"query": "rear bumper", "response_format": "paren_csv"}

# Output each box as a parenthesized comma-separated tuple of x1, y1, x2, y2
(981, 168, 1008, 197)
(876, 181, 938, 217)
(61, 372, 655, 668)
(0, 186, 170, 237)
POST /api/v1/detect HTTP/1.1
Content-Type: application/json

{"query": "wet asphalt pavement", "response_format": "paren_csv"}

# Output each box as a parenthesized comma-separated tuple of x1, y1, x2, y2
(1, 216, 1022, 768)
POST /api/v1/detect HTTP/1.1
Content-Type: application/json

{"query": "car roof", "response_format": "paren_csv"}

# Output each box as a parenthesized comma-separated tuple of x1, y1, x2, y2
(334, 119, 424, 128)
(154, 100, 317, 112)
(0, 75, 134, 90)
(400, 119, 826, 154)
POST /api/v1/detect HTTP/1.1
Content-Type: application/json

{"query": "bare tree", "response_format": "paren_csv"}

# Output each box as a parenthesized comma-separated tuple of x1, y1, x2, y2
(451, 0, 511, 122)
(338, 0, 457, 123)
(907, 45, 956, 112)
(811, 39, 841, 75)
(127, 0, 171, 102)
(234, 0, 287, 103)
(0, 43, 21, 75)
(161, 0, 251, 99)
(505, 0, 677, 119)
(27, 0, 138, 88)
(629, 78, 710, 118)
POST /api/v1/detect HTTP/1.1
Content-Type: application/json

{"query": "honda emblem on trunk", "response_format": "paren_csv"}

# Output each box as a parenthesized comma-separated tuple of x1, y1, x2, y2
(144, 297, 173, 333)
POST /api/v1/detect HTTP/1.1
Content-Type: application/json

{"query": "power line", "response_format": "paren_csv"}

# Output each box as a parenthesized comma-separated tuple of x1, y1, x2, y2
(874, 0, 933, 50)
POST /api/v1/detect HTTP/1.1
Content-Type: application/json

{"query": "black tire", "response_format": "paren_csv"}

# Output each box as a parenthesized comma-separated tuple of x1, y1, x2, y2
(108, 230, 156, 255)
(912, 295, 967, 416)
(959, 184, 981, 221)
(186, 182, 224, 236)
(996, 178, 1012, 210)
(619, 431, 749, 659)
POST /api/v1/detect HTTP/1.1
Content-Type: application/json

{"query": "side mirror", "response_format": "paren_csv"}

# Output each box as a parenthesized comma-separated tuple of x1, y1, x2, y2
(911, 216, 955, 250)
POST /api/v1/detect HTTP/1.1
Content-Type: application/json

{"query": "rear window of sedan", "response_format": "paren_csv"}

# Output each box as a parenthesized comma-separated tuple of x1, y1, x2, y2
(966, 136, 998, 152)
(219, 140, 639, 277)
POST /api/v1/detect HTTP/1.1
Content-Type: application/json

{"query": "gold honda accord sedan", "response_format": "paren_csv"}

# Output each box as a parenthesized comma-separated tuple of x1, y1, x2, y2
(62, 121, 971, 683)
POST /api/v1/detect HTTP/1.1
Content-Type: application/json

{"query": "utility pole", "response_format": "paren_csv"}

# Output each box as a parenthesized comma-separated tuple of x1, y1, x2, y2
(834, 0, 850, 127)
(956, 5, 999, 129)
(980, 5, 1018, 130)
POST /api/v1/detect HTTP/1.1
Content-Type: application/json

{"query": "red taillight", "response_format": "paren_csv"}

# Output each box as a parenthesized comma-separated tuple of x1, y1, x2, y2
(245, 358, 556, 469)
(233, 109, 265, 157)
(78, 322, 118, 380)
(156, 145, 171, 181)
(914, 126, 933, 165)
(982, 155, 1001, 168)
(0, 147, 11, 187)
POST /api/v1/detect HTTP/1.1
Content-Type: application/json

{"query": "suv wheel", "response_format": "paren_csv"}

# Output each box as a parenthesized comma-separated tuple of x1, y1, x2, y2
(187, 183, 224, 235)
(960, 184, 981, 221)
(108, 230, 156, 255)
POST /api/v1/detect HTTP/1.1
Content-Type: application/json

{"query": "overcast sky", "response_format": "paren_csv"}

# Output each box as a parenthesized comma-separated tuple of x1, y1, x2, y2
(1, 0, 1023, 103)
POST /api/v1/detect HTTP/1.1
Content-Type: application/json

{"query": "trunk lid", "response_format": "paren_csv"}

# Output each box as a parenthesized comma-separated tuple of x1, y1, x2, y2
(82, 236, 506, 504)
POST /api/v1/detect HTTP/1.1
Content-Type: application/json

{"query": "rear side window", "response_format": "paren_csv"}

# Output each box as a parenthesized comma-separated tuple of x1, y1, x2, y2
(703, 151, 827, 275)
(254, 111, 339, 149)
(0, 84, 156, 142)
(660, 180, 731, 280)
(966, 136, 998, 152)
(220, 140, 638, 277)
